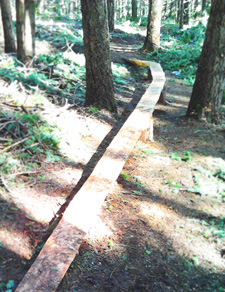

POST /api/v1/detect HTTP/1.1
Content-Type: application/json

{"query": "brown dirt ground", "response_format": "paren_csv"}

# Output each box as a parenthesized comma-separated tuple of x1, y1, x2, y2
(0, 26, 147, 290)
(0, 24, 225, 292)
(56, 76, 225, 292)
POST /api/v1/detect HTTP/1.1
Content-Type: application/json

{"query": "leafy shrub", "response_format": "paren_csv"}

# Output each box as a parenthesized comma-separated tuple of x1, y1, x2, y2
(147, 47, 200, 84)
(147, 23, 206, 85)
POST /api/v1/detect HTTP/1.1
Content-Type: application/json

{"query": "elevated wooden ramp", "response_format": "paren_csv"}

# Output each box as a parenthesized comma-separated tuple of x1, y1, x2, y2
(15, 60, 166, 292)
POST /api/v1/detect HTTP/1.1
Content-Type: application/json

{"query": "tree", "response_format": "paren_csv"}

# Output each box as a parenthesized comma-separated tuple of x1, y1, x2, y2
(0, 0, 16, 53)
(0, 5, 2, 41)
(143, 0, 162, 52)
(25, 0, 35, 58)
(81, 0, 117, 113)
(16, 0, 26, 62)
(184, 0, 190, 25)
(179, 0, 184, 29)
(107, 0, 114, 32)
(201, 0, 206, 13)
(186, 0, 225, 123)
(16, 0, 35, 64)
(132, 0, 137, 20)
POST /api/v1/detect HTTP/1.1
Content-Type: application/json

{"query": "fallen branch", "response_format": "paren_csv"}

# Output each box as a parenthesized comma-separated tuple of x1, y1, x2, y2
(2, 102, 44, 111)
(6, 170, 41, 177)
(0, 136, 30, 155)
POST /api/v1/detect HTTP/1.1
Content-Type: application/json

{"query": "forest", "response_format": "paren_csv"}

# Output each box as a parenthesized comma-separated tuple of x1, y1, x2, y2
(0, 0, 225, 291)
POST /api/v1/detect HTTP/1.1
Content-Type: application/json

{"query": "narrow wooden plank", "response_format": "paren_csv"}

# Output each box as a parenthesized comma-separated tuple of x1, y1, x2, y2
(15, 61, 166, 292)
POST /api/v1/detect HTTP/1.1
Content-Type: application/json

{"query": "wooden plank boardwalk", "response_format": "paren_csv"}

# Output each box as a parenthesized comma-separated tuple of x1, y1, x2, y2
(15, 60, 166, 292)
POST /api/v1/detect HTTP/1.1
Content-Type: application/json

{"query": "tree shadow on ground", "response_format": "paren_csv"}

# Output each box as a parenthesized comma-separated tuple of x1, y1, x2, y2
(56, 178, 225, 291)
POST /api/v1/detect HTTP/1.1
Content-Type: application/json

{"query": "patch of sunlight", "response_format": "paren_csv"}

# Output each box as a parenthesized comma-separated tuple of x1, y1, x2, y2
(42, 104, 111, 163)
(36, 19, 63, 28)
(169, 218, 225, 270)
(144, 205, 225, 271)
(115, 22, 146, 37)
(140, 203, 165, 220)
(0, 225, 32, 259)
(205, 156, 225, 169)
(188, 14, 209, 28)
(0, 55, 15, 68)
(2, 190, 63, 223)
(36, 39, 56, 56)
(0, 80, 52, 109)
(163, 40, 177, 47)
(63, 51, 85, 66)
(172, 102, 189, 109)
(63, 175, 112, 234)
(112, 62, 130, 77)
(86, 215, 113, 240)
(48, 167, 83, 187)
(194, 155, 225, 176)
(148, 155, 171, 165)
(189, 156, 225, 197)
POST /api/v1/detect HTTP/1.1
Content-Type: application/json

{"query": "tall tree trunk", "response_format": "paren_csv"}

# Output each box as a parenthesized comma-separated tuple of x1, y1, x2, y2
(16, 0, 26, 62)
(141, 0, 146, 17)
(186, 0, 225, 124)
(201, 0, 206, 13)
(184, 0, 189, 24)
(169, 0, 175, 19)
(81, 0, 117, 113)
(179, 0, 184, 29)
(16, 0, 35, 64)
(194, 0, 200, 18)
(143, 0, 162, 52)
(69, 0, 75, 18)
(107, 0, 114, 32)
(176, 0, 180, 23)
(132, 0, 137, 20)
(0, 4, 3, 41)
(0, 0, 16, 53)
(24, 0, 35, 59)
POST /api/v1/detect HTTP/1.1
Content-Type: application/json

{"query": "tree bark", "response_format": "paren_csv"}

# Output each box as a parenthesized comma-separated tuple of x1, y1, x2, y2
(25, 0, 35, 59)
(0, 4, 3, 41)
(16, 0, 35, 64)
(132, 0, 137, 20)
(184, 0, 189, 24)
(186, 0, 225, 124)
(179, 0, 184, 29)
(176, 0, 180, 23)
(81, 0, 117, 113)
(16, 0, 26, 62)
(0, 0, 16, 53)
(143, 0, 162, 52)
(107, 0, 114, 32)
(201, 0, 206, 12)
(141, 0, 146, 17)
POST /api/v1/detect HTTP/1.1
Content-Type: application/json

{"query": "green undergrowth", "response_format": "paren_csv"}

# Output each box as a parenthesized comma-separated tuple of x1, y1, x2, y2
(0, 111, 61, 178)
(0, 52, 86, 102)
(0, 279, 17, 292)
(37, 22, 83, 49)
(0, 19, 135, 181)
(36, 1, 82, 22)
(147, 23, 206, 85)
(112, 63, 135, 87)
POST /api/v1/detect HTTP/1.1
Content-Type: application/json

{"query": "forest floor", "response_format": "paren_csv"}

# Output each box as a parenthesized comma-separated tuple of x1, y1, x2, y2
(0, 21, 225, 292)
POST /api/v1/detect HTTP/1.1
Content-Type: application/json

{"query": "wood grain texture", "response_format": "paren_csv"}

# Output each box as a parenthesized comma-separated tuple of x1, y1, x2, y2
(15, 60, 165, 292)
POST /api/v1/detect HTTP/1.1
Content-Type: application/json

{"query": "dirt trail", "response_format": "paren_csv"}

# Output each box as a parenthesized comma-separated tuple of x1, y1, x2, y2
(57, 75, 225, 291)
(0, 27, 147, 290)
(0, 26, 225, 292)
